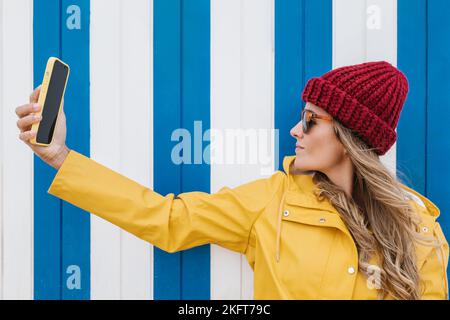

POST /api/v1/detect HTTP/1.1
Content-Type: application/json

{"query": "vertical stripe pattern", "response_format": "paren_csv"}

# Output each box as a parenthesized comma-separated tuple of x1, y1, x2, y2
(398, 0, 450, 284)
(33, 0, 63, 299)
(90, 0, 152, 299)
(153, 0, 210, 299)
(60, 0, 90, 300)
(210, 0, 275, 299)
(0, 0, 447, 300)
(275, 0, 332, 168)
(34, 0, 90, 299)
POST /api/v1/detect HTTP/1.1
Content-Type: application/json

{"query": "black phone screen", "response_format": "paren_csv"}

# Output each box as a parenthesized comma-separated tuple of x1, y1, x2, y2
(36, 60, 69, 144)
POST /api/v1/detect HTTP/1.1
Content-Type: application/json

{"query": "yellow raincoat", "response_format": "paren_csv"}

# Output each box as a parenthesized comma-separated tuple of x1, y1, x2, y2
(47, 150, 449, 299)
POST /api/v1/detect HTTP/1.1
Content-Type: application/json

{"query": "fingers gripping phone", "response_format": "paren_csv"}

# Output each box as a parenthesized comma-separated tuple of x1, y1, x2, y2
(30, 57, 70, 146)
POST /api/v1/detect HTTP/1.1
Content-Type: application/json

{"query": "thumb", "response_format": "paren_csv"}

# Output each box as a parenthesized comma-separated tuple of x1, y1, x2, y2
(29, 85, 42, 104)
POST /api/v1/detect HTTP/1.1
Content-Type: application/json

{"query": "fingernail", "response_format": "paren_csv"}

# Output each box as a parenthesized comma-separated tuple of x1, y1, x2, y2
(33, 104, 39, 110)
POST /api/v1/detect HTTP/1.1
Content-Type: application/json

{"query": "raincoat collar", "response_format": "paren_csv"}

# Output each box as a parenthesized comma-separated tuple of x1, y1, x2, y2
(281, 155, 339, 212)
(276, 155, 339, 262)
(275, 155, 441, 263)
(281, 155, 440, 217)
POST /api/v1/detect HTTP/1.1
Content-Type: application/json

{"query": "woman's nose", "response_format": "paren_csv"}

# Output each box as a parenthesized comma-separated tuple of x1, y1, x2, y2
(290, 121, 304, 139)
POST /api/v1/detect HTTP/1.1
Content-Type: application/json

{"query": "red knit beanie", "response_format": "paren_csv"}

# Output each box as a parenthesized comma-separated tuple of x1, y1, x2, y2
(301, 61, 409, 156)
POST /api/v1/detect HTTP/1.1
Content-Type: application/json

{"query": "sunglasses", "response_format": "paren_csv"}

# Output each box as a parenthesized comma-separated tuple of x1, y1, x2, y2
(301, 109, 333, 134)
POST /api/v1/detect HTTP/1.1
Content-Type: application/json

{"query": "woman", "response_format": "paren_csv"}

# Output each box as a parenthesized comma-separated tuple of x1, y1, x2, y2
(16, 61, 448, 299)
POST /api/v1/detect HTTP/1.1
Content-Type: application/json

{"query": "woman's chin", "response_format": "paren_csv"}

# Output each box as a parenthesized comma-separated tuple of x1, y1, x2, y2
(294, 157, 313, 171)
(293, 157, 305, 171)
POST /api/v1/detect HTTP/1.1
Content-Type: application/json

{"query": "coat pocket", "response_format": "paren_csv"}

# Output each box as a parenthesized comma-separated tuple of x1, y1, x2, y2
(277, 206, 340, 297)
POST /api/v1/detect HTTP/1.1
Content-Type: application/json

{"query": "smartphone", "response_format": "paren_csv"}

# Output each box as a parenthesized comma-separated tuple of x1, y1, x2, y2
(30, 57, 70, 146)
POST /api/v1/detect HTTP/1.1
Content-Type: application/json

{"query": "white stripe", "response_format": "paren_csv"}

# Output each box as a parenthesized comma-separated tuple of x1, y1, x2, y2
(0, 0, 34, 299)
(119, 0, 152, 300)
(90, 0, 152, 299)
(333, 0, 397, 174)
(211, 0, 243, 300)
(210, 0, 275, 300)
(90, 0, 122, 299)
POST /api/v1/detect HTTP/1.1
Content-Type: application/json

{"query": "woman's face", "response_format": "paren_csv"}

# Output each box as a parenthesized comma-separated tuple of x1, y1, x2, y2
(290, 102, 348, 174)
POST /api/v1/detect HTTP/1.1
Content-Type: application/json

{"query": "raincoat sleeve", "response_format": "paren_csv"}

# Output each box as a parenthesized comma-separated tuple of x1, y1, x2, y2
(47, 149, 284, 254)
(420, 222, 449, 300)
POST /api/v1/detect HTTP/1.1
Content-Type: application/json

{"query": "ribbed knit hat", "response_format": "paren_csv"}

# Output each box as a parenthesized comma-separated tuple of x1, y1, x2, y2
(301, 61, 409, 155)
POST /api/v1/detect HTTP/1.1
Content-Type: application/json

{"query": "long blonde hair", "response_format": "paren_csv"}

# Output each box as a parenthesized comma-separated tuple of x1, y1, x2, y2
(311, 119, 441, 299)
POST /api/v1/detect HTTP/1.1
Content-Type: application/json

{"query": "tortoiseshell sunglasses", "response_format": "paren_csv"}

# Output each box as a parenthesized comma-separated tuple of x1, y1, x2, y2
(301, 108, 333, 134)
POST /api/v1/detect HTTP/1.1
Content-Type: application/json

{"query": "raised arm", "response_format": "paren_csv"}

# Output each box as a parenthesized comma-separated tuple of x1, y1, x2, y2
(47, 149, 285, 254)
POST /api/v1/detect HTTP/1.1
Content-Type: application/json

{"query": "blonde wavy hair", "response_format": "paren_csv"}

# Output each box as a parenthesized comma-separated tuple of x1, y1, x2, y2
(311, 119, 441, 300)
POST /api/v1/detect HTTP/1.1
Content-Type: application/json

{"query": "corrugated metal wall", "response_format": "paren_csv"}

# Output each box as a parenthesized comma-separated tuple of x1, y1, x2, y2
(0, 0, 448, 299)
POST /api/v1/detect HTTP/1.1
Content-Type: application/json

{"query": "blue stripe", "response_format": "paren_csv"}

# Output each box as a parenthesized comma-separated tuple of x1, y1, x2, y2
(60, 0, 91, 300)
(304, 0, 332, 82)
(33, 0, 62, 300)
(426, 0, 450, 287)
(179, 0, 210, 300)
(33, 0, 90, 300)
(398, 0, 450, 292)
(153, 0, 211, 299)
(153, 0, 182, 299)
(397, 0, 427, 194)
(275, 0, 332, 168)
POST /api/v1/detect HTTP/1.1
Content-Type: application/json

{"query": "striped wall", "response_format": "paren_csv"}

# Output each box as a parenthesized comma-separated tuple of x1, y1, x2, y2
(33, 0, 91, 299)
(398, 0, 450, 283)
(0, 0, 448, 299)
(275, 0, 332, 174)
(211, 0, 276, 299)
(154, 0, 211, 299)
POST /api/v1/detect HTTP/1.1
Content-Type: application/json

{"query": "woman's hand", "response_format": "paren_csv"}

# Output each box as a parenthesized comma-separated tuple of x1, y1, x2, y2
(15, 84, 70, 169)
